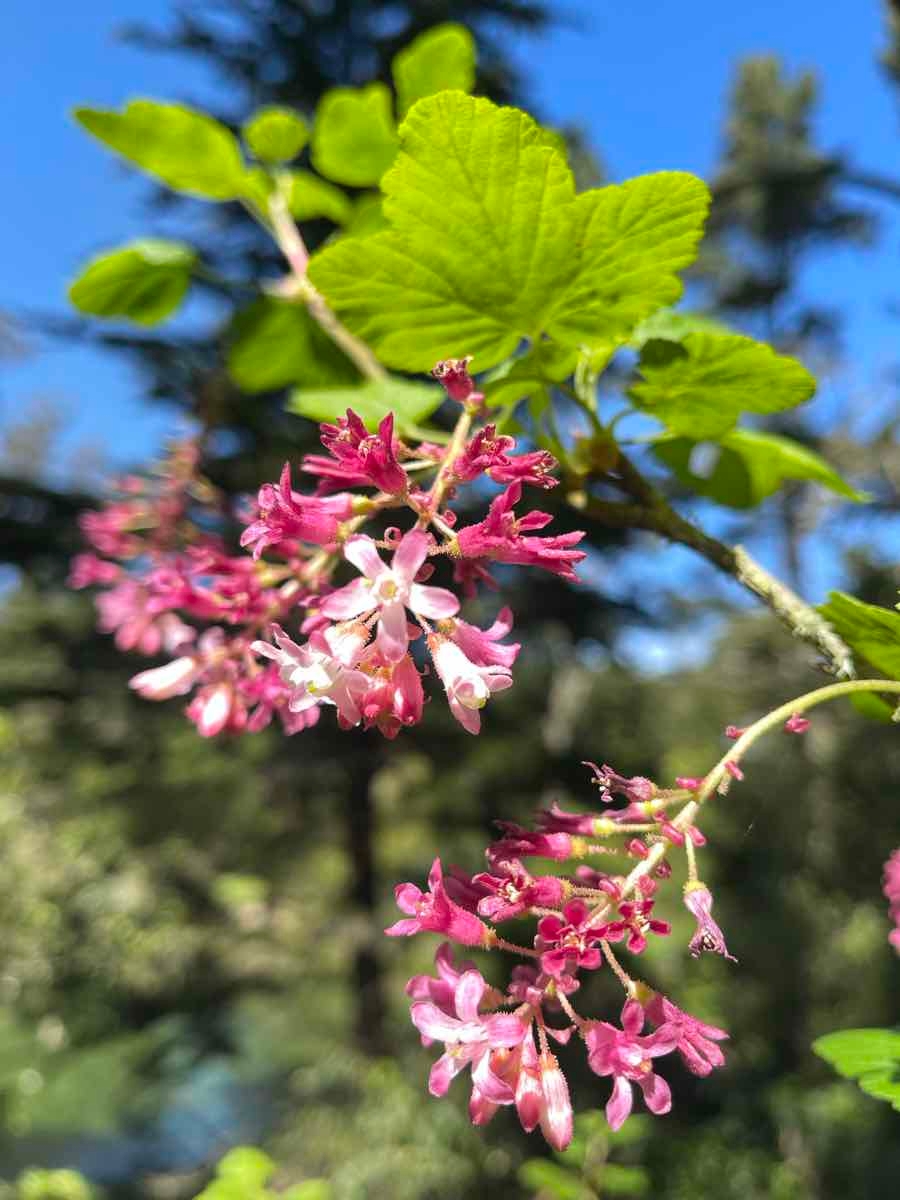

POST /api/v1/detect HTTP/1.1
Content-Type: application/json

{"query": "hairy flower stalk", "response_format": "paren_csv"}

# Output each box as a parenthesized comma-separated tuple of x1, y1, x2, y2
(387, 678, 900, 1148)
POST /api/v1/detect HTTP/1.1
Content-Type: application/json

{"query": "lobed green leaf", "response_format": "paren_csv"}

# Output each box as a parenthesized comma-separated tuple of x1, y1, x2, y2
(311, 83, 399, 187)
(813, 1028, 900, 1111)
(285, 170, 353, 224)
(74, 100, 245, 199)
(653, 428, 864, 508)
(392, 23, 477, 118)
(68, 239, 196, 326)
(310, 92, 577, 371)
(629, 332, 816, 438)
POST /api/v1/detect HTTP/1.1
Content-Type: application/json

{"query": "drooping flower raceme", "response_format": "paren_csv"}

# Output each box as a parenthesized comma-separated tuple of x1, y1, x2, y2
(69, 357, 586, 740)
(389, 760, 735, 1150)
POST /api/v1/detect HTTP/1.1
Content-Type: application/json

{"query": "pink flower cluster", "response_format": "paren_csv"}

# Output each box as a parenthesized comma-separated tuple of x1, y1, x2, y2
(69, 358, 586, 739)
(883, 848, 900, 953)
(387, 763, 732, 1148)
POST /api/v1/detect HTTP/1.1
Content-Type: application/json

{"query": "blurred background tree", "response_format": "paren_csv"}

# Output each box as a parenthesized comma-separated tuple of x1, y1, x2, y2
(0, 2, 898, 1198)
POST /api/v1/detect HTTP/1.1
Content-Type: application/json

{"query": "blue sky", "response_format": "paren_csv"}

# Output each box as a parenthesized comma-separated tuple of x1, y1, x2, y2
(1, 0, 898, 654)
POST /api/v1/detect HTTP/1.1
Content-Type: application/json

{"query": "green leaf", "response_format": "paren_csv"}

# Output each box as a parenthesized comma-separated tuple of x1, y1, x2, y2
(288, 377, 443, 435)
(286, 170, 352, 224)
(281, 1183, 331, 1200)
(631, 307, 730, 346)
(484, 343, 578, 410)
(310, 93, 577, 371)
(68, 239, 196, 326)
(813, 1029, 900, 1110)
(392, 23, 477, 118)
(817, 592, 900, 681)
(517, 1158, 585, 1200)
(227, 297, 359, 393)
(653, 428, 864, 508)
(311, 83, 399, 187)
(215, 1147, 276, 1188)
(629, 333, 816, 438)
(243, 106, 308, 163)
(545, 172, 711, 349)
(344, 193, 390, 237)
(74, 100, 245, 199)
(595, 1164, 650, 1196)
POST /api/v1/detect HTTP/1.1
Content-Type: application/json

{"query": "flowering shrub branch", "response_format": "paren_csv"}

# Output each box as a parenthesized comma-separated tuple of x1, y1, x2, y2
(387, 678, 900, 1147)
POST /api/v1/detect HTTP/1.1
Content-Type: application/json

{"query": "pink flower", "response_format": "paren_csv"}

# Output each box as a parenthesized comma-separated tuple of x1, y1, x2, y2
(322, 530, 459, 663)
(406, 943, 476, 1020)
(429, 637, 513, 734)
(537, 1050, 573, 1151)
(784, 713, 811, 734)
(240, 463, 353, 558)
(602, 898, 671, 955)
(186, 680, 246, 737)
(883, 848, 900, 953)
(683, 883, 737, 962)
(471, 862, 565, 923)
(536, 900, 605, 978)
(488, 824, 573, 867)
(585, 1000, 678, 1131)
(303, 410, 407, 494)
(130, 655, 200, 700)
(357, 651, 425, 738)
(453, 426, 557, 489)
(67, 553, 121, 589)
(431, 357, 483, 407)
(96, 581, 194, 655)
(441, 606, 521, 670)
(409, 967, 527, 1103)
(251, 621, 371, 728)
(643, 993, 728, 1077)
(582, 762, 656, 804)
(455, 483, 586, 581)
(386, 858, 490, 946)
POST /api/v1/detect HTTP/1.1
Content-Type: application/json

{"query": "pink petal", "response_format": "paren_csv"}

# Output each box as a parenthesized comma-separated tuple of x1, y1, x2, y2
(344, 534, 385, 579)
(472, 1049, 516, 1104)
(410, 1002, 465, 1043)
(539, 1054, 573, 1151)
(621, 1000, 645, 1038)
(454, 971, 486, 1023)
(392, 529, 430, 582)
(483, 1014, 528, 1048)
(377, 600, 409, 663)
(428, 1052, 466, 1097)
(393, 882, 423, 915)
(384, 917, 422, 937)
(606, 1075, 633, 1132)
(321, 578, 374, 619)
(638, 1070, 672, 1116)
(448, 693, 481, 735)
(409, 583, 460, 619)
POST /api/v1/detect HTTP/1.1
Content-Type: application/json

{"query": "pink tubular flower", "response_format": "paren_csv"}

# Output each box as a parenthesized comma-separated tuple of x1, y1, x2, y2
(488, 824, 573, 866)
(683, 882, 737, 962)
(429, 636, 513, 734)
(643, 993, 728, 1077)
(471, 861, 565, 923)
(453, 426, 558, 489)
(536, 900, 605, 978)
(186, 679, 245, 737)
(357, 651, 425, 738)
(130, 655, 201, 700)
(410, 967, 527, 1103)
(883, 848, 900, 953)
(322, 529, 459, 663)
(303, 410, 407, 494)
(431, 356, 483, 407)
(585, 1000, 678, 1131)
(251, 621, 371, 728)
(784, 713, 811, 734)
(240, 463, 353, 558)
(67, 553, 122, 589)
(441, 606, 521, 670)
(386, 858, 491, 946)
(406, 943, 476, 1018)
(455, 483, 586, 581)
(583, 762, 656, 804)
